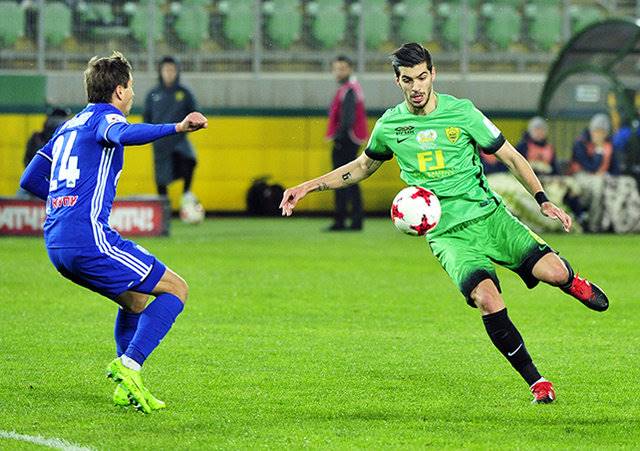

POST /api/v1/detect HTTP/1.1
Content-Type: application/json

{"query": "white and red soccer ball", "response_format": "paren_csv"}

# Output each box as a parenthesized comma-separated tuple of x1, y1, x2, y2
(390, 186, 441, 236)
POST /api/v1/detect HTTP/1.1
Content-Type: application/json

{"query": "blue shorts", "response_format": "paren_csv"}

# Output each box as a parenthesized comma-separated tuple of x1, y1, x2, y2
(47, 236, 167, 300)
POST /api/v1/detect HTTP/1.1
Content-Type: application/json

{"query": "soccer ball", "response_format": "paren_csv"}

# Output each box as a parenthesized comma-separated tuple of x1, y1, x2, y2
(390, 186, 441, 236)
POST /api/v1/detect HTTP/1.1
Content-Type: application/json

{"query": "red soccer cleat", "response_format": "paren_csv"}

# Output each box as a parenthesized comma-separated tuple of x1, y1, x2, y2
(562, 274, 609, 312)
(530, 380, 556, 404)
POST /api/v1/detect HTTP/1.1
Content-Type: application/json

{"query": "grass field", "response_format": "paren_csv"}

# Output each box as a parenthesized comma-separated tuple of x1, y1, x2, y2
(1, 218, 639, 450)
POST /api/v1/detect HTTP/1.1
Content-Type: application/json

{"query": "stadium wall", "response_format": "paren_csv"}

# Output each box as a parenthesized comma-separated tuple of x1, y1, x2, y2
(0, 113, 529, 212)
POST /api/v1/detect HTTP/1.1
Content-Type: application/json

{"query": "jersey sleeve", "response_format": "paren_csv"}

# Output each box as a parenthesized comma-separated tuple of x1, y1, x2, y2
(95, 111, 129, 144)
(364, 118, 394, 161)
(20, 139, 54, 200)
(96, 111, 177, 146)
(465, 101, 505, 154)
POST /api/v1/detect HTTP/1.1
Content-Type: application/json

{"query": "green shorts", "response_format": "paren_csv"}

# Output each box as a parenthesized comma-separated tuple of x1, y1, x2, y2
(428, 204, 554, 307)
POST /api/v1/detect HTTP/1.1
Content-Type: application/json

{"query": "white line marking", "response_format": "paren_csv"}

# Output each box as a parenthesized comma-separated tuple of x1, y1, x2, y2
(0, 430, 94, 451)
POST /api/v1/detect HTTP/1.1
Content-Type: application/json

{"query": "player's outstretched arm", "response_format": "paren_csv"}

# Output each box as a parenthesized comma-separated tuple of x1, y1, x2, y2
(104, 112, 208, 146)
(280, 152, 383, 216)
(175, 112, 208, 133)
(494, 141, 572, 232)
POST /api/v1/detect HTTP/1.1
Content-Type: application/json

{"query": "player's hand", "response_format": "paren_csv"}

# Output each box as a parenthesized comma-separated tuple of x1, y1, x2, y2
(280, 185, 309, 217)
(541, 201, 572, 232)
(176, 112, 208, 133)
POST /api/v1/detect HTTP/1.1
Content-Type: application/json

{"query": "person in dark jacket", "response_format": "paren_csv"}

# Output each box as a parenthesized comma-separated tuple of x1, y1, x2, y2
(515, 117, 557, 175)
(325, 55, 369, 231)
(569, 113, 617, 175)
(144, 56, 203, 220)
(17, 107, 70, 198)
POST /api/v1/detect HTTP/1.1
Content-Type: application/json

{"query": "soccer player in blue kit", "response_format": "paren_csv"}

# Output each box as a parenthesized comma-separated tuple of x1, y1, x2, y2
(20, 52, 207, 413)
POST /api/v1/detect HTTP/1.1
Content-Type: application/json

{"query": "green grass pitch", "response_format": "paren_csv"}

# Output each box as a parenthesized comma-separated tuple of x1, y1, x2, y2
(1, 218, 639, 449)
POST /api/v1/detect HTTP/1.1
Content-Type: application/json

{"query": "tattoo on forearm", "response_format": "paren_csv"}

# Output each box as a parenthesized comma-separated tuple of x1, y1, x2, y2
(341, 172, 352, 181)
(316, 182, 329, 191)
(366, 160, 382, 171)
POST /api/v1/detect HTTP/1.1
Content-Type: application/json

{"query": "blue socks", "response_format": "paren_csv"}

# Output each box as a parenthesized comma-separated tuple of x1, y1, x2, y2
(124, 293, 184, 366)
(114, 309, 140, 356)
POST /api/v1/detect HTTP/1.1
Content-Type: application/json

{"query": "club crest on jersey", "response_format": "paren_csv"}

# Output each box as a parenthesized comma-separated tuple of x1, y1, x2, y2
(175, 91, 185, 102)
(416, 129, 437, 149)
(445, 127, 461, 144)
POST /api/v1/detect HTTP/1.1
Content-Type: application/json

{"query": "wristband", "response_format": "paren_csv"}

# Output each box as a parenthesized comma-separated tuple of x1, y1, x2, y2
(534, 191, 549, 206)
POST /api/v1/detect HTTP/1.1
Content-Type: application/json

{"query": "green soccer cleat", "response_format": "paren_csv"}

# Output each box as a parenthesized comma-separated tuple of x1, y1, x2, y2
(106, 358, 152, 414)
(113, 383, 167, 410)
(143, 386, 166, 410)
(113, 383, 130, 407)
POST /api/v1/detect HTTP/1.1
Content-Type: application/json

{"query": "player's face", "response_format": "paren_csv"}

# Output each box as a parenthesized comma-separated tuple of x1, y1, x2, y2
(121, 76, 134, 116)
(161, 63, 178, 87)
(332, 61, 352, 83)
(396, 62, 435, 114)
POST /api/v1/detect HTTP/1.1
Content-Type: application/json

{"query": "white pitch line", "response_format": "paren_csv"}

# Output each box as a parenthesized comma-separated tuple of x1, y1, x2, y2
(0, 430, 94, 451)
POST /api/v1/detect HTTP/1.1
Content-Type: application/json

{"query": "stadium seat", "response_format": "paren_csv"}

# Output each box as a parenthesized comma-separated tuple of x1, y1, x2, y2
(175, 3, 209, 49)
(438, 2, 478, 48)
(361, 0, 390, 50)
(0, 1, 24, 47)
(265, 0, 302, 50)
(129, 2, 164, 47)
(571, 6, 604, 34)
(482, 2, 522, 49)
(219, 0, 255, 49)
(525, 2, 562, 50)
(394, 0, 434, 44)
(43, 2, 72, 47)
(308, 0, 346, 49)
(80, 2, 114, 25)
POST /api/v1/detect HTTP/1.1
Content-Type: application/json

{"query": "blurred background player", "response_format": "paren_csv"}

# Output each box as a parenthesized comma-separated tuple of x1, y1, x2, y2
(280, 43, 609, 404)
(20, 52, 208, 413)
(144, 55, 203, 223)
(325, 55, 369, 231)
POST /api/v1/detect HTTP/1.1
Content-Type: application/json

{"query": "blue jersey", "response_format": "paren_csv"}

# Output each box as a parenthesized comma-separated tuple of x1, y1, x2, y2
(38, 103, 176, 248)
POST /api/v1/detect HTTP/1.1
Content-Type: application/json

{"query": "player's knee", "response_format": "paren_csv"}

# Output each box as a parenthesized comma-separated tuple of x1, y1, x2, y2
(543, 260, 570, 286)
(172, 276, 189, 303)
(470, 284, 503, 315)
(129, 298, 147, 314)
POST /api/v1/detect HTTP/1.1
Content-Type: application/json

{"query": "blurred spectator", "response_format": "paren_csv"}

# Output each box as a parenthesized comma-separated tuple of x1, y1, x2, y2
(515, 116, 557, 175)
(325, 55, 368, 231)
(569, 113, 617, 175)
(612, 118, 640, 179)
(144, 56, 203, 221)
(481, 152, 507, 174)
(17, 107, 70, 198)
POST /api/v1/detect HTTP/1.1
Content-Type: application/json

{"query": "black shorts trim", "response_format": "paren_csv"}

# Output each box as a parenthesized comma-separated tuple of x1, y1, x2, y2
(514, 244, 555, 289)
(461, 269, 502, 308)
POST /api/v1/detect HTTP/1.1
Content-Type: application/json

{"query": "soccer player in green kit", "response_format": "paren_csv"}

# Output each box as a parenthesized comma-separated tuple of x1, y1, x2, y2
(280, 43, 609, 403)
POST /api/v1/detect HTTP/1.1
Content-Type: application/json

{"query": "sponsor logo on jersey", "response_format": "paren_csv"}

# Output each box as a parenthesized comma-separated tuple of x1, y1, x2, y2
(105, 114, 127, 124)
(445, 127, 461, 144)
(394, 126, 415, 135)
(50, 195, 79, 209)
(416, 129, 437, 149)
(395, 126, 415, 143)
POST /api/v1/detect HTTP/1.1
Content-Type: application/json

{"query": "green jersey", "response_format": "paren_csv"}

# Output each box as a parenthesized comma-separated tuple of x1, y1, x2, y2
(365, 93, 506, 236)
